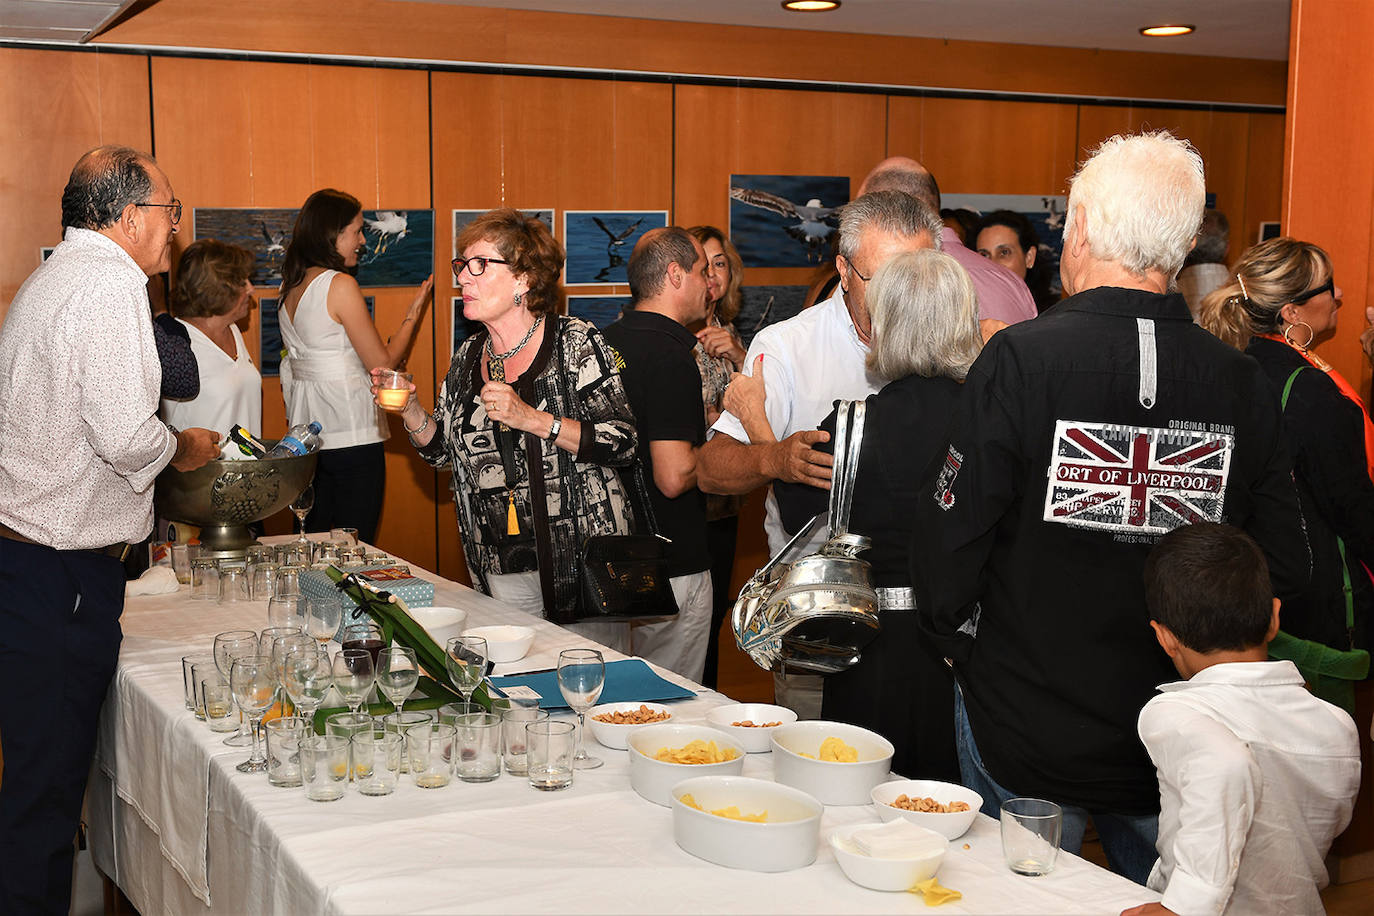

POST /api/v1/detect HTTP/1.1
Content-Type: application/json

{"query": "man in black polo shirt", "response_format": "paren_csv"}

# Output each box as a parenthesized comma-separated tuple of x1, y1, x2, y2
(603, 227, 713, 682)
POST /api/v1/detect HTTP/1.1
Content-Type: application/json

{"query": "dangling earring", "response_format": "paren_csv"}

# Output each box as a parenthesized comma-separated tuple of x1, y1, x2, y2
(513, 291, 524, 307)
(1284, 320, 1315, 350)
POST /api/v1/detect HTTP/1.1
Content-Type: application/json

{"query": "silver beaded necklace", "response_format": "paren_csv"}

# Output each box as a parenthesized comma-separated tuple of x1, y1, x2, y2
(485, 314, 544, 383)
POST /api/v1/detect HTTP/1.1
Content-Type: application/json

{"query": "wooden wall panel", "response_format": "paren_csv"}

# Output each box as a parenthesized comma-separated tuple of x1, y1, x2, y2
(0, 48, 151, 317)
(1242, 113, 1285, 250)
(887, 97, 1079, 197)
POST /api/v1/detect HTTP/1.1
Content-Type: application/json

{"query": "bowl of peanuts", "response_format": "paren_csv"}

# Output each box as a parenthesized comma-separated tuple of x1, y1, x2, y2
(704, 703, 799, 753)
(870, 779, 983, 839)
(586, 701, 675, 750)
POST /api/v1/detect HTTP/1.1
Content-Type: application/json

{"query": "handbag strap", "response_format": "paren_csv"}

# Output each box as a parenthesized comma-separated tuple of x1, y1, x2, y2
(828, 399, 866, 537)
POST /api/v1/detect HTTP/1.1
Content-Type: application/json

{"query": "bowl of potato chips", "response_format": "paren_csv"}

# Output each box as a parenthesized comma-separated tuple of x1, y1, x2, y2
(770, 721, 894, 806)
(704, 703, 798, 753)
(626, 723, 746, 806)
(870, 779, 982, 840)
(670, 775, 824, 872)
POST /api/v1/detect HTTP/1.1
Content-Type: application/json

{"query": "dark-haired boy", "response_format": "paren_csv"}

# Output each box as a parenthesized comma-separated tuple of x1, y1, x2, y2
(1122, 523, 1360, 916)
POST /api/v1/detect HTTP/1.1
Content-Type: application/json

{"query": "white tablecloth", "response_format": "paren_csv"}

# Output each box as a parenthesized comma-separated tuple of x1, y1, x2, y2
(88, 542, 1161, 914)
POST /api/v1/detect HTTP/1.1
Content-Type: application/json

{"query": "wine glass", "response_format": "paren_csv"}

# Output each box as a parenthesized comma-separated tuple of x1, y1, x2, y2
(305, 593, 343, 646)
(290, 484, 314, 543)
(213, 629, 259, 747)
(270, 634, 315, 714)
(267, 595, 304, 631)
(332, 648, 374, 715)
(377, 646, 419, 713)
(557, 648, 605, 770)
(285, 650, 332, 727)
(230, 655, 277, 773)
(445, 636, 488, 703)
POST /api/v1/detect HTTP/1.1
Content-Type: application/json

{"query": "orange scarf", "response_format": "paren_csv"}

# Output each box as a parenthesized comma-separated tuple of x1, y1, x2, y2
(1261, 333, 1374, 483)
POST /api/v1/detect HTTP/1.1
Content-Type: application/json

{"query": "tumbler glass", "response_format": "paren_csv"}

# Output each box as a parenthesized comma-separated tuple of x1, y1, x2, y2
(526, 720, 576, 790)
(265, 716, 307, 788)
(452, 712, 502, 783)
(352, 731, 403, 796)
(437, 701, 483, 725)
(407, 723, 457, 789)
(382, 710, 435, 773)
(500, 706, 549, 776)
(202, 681, 238, 733)
(218, 565, 250, 604)
(300, 735, 350, 802)
(182, 653, 216, 713)
(1001, 797, 1063, 876)
(190, 557, 220, 600)
(249, 562, 280, 602)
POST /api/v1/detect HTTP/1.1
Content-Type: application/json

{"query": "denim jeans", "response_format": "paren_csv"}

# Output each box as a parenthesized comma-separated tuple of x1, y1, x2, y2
(953, 684, 1160, 886)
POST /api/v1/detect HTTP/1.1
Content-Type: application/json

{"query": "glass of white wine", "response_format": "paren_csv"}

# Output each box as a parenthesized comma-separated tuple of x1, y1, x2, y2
(557, 648, 605, 770)
(445, 636, 488, 703)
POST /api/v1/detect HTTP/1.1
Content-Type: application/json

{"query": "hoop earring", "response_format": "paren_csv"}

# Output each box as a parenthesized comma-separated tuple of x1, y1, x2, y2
(1284, 320, 1315, 351)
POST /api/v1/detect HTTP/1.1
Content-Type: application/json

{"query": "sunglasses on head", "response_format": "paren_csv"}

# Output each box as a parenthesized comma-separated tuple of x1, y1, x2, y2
(1289, 277, 1334, 304)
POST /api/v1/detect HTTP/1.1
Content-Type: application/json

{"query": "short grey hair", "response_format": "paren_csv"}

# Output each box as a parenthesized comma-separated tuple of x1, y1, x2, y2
(837, 190, 942, 261)
(61, 146, 156, 230)
(866, 249, 982, 381)
(627, 227, 700, 302)
(1064, 130, 1205, 279)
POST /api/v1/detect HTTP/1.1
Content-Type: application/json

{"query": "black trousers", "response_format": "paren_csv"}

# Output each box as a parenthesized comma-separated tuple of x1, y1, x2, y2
(304, 441, 386, 545)
(0, 538, 125, 915)
(700, 515, 739, 689)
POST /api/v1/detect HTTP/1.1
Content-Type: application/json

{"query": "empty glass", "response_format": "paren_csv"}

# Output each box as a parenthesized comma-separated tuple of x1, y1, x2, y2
(202, 681, 238, 733)
(500, 706, 549, 776)
(352, 731, 403, 796)
(408, 723, 456, 789)
(274, 564, 304, 597)
(290, 484, 314, 543)
(171, 542, 194, 584)
(192, 660, 222, 722)
(190, 557, 220, 600)
(300, 735, 350, 801)
(258, 626, 302, 657)
(437, 702, 483, 725)
(445, 636, 488, 703)
(382, 710, 434, 773)
(249, 562, 279, 602)
(213, 629, 259, 747)
(330, 527, 359, 547)
(230, 655, 277, 773)
(182, 653, 216, 712)
(306, 593, 344, 646)
(526, 719, 576, 790)
(1001, 797, 1063, 876)
(452, 712, 502, 783)
(218, 565, 250, 604)
(557, 648, 605, 770)
(376, 647, 419, 713)
(265, 716, 307, 787)
(267, 595, 304, 630)
(284, 651, 332, 726)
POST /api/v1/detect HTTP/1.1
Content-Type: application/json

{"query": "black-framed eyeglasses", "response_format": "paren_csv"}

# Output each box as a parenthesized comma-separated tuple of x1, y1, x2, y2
(841, 255, 872, 283)
(137, 199, 182, 226)
(451, 255, 511, 279)
(1290, 277, 1334, 304)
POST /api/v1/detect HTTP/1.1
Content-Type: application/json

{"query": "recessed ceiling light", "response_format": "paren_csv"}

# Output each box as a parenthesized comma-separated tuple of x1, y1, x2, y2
(782, 1, 841, 11)
(1139, 24, 1195, 38)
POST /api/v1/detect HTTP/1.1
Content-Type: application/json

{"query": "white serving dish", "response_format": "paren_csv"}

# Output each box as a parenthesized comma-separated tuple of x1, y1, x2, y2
(587, 701, 674, 750)
(670, 775, 823, 873)
(770, 721, 894, 806)
(703, 703, 798, 753)
(870, 779, 982, 840)
(828, 823, 948, 891)
(407, 606, 468, 647)
(462, 625, 535, 663)
(626, 723, 745, 806)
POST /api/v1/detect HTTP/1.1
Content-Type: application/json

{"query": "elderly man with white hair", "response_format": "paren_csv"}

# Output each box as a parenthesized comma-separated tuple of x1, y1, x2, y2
(911, 130, 1307, 885)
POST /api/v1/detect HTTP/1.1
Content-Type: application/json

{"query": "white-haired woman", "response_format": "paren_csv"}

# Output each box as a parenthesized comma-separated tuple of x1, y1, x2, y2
(725, 248, 982, 781)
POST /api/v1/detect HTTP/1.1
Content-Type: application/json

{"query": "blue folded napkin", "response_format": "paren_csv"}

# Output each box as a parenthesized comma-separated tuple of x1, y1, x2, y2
(488, 658, 696, 710)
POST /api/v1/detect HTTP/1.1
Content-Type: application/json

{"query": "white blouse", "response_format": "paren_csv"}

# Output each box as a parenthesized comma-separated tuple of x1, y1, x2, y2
(161, 320, 262, 446)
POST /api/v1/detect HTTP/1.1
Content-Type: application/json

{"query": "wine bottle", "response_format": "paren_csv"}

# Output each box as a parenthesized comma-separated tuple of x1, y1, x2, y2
(226, 424, 267, 458)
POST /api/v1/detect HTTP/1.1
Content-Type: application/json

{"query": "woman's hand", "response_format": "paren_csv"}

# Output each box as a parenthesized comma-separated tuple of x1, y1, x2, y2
(480, 380, 542, 434)
(696, 325, 746, 370)
(723, 353, 774, 443)
(409, 274, 434, 318)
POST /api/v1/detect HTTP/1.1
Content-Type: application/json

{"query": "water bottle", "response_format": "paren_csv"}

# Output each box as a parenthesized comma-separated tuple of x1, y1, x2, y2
(225, 424, 267, 459)
(266, 421, 323, 458)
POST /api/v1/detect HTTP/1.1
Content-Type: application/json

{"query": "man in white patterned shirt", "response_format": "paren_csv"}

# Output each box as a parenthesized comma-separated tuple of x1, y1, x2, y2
(0, 146, 219, 914)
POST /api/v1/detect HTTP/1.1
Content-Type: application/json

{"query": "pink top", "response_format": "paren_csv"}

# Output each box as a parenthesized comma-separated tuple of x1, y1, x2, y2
(940, 226, 1038, 325)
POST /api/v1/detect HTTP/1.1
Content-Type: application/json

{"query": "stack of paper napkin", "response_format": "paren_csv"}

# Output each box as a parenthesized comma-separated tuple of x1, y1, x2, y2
(850, 820, 947, 859)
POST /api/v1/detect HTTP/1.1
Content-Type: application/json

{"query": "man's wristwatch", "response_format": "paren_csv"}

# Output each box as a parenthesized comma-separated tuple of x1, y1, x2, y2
(546, 415, 562, 441)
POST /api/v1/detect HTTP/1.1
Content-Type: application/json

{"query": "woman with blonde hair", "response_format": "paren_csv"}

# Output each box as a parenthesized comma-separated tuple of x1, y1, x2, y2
(1199, 236, 1373, 710)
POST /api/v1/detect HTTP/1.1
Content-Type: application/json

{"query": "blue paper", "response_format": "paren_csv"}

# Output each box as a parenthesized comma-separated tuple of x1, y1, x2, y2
(488, 658, 696, 710)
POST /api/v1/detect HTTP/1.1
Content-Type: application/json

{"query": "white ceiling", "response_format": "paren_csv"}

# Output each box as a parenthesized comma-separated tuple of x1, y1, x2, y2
(0, 0, 137, 43)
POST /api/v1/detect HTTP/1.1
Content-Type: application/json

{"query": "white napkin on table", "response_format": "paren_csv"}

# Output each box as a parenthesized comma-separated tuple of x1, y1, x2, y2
(125, 565, 180, 597)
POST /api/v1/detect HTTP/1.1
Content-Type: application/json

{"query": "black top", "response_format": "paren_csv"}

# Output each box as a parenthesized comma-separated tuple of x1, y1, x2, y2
(912, 286, 1307, 814)
(603, 309, 710, 578)
(1248, 336, 1374, 650)
(153, 312, 200, 400)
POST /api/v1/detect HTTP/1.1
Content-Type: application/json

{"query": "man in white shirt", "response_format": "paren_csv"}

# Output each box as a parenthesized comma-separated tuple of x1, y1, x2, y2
(1122, 523, 1360, 916)
(0, 146, 219, 914)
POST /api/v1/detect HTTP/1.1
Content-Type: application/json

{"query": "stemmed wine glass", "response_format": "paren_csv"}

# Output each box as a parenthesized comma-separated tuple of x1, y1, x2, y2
(213, 629, 259, 747)
(557, 648, 605, 770)
(332, 648, 375, 715)
(445, 636, 488, 703)
(377, 646, 419, 713)
(267, 595, 304, 631)
(270, 634, 315, 715)
(284, 650, 332, 727)
(289, 484, 314, 544)
(306, 594, 343, 647)
(230, 655, 277, 773)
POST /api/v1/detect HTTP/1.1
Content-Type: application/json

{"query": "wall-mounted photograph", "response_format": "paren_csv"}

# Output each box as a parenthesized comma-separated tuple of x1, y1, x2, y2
(735, 285, 810, 349)
(355, 210, 434, 288)
(260, 295, 373, 378)
(563, 210, 667, 285)
(193, 207, 297, 287)
(729, 174, 849, 268)
(452, 209, 555, 261)
(566, 294, 631, 330)
(450, 296, 484, 359)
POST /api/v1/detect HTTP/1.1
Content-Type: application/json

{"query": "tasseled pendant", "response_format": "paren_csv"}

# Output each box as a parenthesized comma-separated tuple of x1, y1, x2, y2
(506, 489, 520, 535)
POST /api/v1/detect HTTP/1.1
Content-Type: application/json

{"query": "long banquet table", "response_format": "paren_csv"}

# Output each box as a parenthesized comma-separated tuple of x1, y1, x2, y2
(88, 544, 1161, 914)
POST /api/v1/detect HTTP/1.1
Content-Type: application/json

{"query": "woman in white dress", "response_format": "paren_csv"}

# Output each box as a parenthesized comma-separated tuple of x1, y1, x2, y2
(161, 239, 262, 445)
(277, 189, 433, 543)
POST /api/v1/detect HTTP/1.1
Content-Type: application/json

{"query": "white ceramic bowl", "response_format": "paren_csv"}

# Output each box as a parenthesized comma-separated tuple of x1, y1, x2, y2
(828, 823, 948, 891)
(587, 701, 675, 750)
(870, 779, 982, 840)
(462, 625, 536, 664)
(671, 775, 823, 873)
(703, 703, 798, 753)
(626, 723, 745, 806)
(770, 721, 895, 806)
(407, 606, 468, 647)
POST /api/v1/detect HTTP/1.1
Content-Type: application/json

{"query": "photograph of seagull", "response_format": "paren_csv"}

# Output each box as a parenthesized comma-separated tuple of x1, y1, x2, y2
(728, 174, 850, 268)
(563, 210, 667, 285)
(452, 209, 554, 260)
(354, 209, 435, 288)
(193, 207, 297, 285)
(363, 210, 410, 258)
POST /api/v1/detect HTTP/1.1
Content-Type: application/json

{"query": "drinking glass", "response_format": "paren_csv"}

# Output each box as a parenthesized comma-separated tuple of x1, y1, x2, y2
(407, 723, 456, 789)
(376, 647, 419, 712)
(444, 636, 488, 703)
(171, 543, 194, 584)
(332, 649, 375, 715)
(274, 564, 304, 598)
(182, 653, 216, 713)
(270, 634, 315, 714)
(330, 527, 359, 547)
(452, 712, 502, 783)
(382, 710, 434, 773)
(300, 735, 349, 801)
(267, 595, 304, 630)
(249, 562, 279, 602)
(230, 655, 277, 773)
(202, 682, 238, 733)
(1001, 797, 1063, 876)
(190, 557, 220, 600)
(218, 565, 250, 604)
(341, 623, 385, 666)
(192, 661, 222, 722)
(500, 706, 549, 776)
(526, 719, 576, 790)
(245, 544, 271, 567)
(213, 629, 259, 747)
(290, 485, 314, 542)
(325, 710, 374, 777)
(265, 716, 307, 788)
(284, 651, 332, 726)
(557, 648, 605, 770)
(352, 731, 403, 796)
(377, 369, 413, 412)
(258, 625, 302, 657)
(437, 702, 482, 725)
(306, 593, 344, 646)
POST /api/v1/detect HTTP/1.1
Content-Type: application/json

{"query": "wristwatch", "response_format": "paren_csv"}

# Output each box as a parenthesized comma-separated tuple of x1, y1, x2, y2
(546, 415, 562, 441)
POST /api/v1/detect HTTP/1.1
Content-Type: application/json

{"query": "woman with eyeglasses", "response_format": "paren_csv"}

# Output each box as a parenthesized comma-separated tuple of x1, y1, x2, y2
(1199, 237, 1373, 711)
(373, 209, 637, 640)
(277, 188, 433, 544)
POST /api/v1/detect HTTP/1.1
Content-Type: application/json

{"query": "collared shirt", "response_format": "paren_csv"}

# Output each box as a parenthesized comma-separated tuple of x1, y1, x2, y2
(1176, 262, 1230, 318)
(1140, 661, 1360, 915)
(940, 227, 1038, 325)
(0, 228, 176, 549)
(710, 288, 883, 554)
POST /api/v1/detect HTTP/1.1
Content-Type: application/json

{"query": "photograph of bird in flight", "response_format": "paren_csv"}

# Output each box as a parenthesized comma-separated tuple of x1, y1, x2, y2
(563, 210, 667, 285)
(728, 174, 850, 268)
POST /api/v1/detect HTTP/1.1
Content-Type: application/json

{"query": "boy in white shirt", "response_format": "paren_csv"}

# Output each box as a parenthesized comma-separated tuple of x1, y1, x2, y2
(1122, 523, 1361, 916)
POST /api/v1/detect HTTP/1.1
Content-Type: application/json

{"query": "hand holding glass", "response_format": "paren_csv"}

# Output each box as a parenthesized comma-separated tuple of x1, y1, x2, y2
(376, 369, 414, 412)
(557, 648, 605, 770)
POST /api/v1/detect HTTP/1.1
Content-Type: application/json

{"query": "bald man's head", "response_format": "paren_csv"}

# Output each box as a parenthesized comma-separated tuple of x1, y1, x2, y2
(859, 156, 940, 212)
